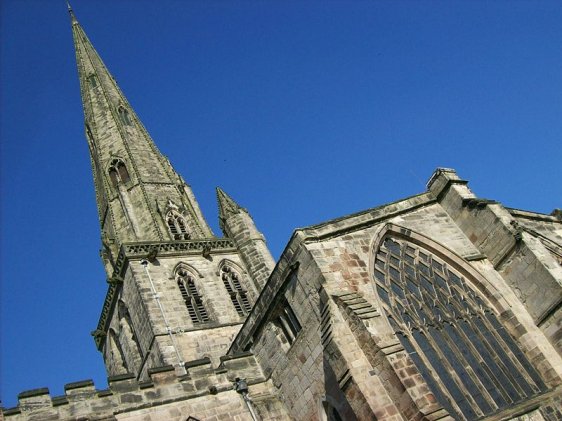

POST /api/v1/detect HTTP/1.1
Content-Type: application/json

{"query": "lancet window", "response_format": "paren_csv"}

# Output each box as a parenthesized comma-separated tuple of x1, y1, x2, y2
(373, 237, 547, 420)
(177, 268, 209, 323)
(167, 211, 190, 240)
(108, 159, 130, 187)
(274, 299, 302, 345)
(117, 301, 143, 371)
(221, 265, 252, 316)
(108, 328, 128, 374)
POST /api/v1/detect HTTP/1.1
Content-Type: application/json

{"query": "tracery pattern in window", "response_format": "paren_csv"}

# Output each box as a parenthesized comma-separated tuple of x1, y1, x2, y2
(374, 237, 547, 420)
(108, 159, 130, 187)
(177, 269, 209, 323)
(167, 211, 190, 240)
(221, 265, 252, 316)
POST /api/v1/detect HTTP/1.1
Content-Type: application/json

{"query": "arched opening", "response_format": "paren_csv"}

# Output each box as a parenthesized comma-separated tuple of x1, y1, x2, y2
(108, 158, 130, 187)
(176, 268, 209, 323)
(221, 265, 252, 316)
(167, 211, 190, 240)
(373, 235, 547, 419)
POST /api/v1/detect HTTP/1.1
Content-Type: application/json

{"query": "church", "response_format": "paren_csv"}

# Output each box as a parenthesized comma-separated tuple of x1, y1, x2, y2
(3, 5, 562, 421)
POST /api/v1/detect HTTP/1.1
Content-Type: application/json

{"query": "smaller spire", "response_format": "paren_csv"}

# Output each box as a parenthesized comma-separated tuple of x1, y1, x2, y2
(216, 187, 244, 221)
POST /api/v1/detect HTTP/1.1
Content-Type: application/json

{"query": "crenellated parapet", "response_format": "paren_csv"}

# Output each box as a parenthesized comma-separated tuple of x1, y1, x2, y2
(2, 353, 289, 421)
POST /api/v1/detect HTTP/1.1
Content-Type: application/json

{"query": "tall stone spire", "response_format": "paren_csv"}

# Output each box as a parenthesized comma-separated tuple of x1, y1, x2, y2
(69, 8, 212, 265)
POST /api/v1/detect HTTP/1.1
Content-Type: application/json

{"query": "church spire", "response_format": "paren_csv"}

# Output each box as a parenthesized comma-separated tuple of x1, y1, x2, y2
(69, 8, 213, 265)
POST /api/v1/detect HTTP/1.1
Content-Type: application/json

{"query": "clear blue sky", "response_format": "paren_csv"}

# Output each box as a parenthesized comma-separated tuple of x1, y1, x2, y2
(1, 0, 561, 408)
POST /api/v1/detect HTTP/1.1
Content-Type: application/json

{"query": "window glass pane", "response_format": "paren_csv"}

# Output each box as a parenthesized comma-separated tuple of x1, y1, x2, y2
(399, 333, 458, 418)
(444, 323, 507, 408)
(377, 285, 390, 306)
(485, 313, 547, 391)
(429, 326, 492, 414)
(414, 330, 476, 419)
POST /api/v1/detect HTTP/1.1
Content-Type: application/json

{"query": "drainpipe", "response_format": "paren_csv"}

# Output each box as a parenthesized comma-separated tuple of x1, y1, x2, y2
(141, 259, 186, 373)
(235, 377, 259, 421)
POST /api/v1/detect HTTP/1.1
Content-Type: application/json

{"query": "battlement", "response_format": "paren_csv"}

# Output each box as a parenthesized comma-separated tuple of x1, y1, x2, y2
(2, 352, 275, 420)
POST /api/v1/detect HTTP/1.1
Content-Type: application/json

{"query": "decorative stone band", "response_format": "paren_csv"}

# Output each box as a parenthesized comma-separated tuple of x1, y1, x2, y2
(93, 238, 236, 350)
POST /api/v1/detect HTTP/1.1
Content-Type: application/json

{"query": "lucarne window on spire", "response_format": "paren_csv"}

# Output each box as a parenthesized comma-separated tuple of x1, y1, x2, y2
(88, 74, 97, 88)
(167, 211, 190, 240)
(118, 106, 132, 126)
(108, 159, 130, 188)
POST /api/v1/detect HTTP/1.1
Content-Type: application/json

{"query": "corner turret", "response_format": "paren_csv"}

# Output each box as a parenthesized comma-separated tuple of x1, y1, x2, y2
(217, 188, 275, 289)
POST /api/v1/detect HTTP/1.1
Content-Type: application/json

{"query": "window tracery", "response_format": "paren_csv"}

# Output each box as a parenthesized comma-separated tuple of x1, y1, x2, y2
(373, 236, 547, 420)
(167, 211, 190, 240)
(108, 159, 130, 187)
(177, 268, 209, 323)
(221, 265, 252, 316)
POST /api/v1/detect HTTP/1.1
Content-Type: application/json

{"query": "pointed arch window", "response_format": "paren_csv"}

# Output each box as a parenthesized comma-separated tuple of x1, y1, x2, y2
(108, 159, 130, 187)
(108, 328, 128, 374)
(167, 211, 190, 240)
(221, 265, 252, 316)
(118, 106, 132, 126)
(177, 269, 209, 323)
(373, 237, 547, 420)
(117, 301, 143, 371)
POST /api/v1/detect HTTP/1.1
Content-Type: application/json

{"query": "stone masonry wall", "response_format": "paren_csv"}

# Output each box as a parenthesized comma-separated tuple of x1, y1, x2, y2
(3, 354, 290, 421)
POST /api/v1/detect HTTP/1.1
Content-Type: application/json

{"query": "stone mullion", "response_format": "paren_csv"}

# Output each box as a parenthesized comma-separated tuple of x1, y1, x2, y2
(477, 312, 542, 393)
(411, 252, 497, 414)
(405, 328, 467, 420)
(445, 285, 527, 400)
(452, 318, 515, 404)
(400, 245, 486, 416)
(430, 321, 498, 414)
(467, 316, 529, 398)
(386, 242, 467, 419)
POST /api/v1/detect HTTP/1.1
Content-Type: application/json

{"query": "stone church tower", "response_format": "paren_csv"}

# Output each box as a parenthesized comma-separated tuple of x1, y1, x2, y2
(68, 6, 274, 379)
(3, 6, 562, 421)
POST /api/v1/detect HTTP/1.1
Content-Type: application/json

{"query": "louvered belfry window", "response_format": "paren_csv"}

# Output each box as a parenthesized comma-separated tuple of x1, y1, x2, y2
(221, 266, 252, 316)
(177, 269, 209, 323)
(373, 237, 547, 420)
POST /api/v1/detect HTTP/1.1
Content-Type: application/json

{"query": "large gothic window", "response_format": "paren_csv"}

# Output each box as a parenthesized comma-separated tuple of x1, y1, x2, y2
(373, 236, 547, 420)
(108, 159, 130, 187)
(221, 265, 252, 317)
(167, 211, 190, 240)
(177, 268, 209, 323)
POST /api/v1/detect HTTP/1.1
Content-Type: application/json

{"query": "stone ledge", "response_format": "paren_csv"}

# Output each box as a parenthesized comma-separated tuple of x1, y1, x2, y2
(107, 373, 136, 383)
(17, 388, 49, 399)
(64, 379, 94, 391)
(219, 351, 254, 363)
(184, 357, 211, 369)
(147, 365, 175, 375)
